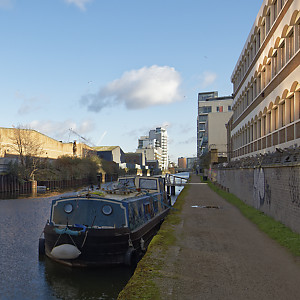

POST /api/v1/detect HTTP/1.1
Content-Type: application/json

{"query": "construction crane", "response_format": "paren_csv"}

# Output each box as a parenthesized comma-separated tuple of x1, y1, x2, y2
(68, 128, 96, 147)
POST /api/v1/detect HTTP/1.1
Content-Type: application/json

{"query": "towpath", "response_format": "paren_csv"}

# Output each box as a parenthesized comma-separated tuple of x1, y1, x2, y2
(154, 174, 300, 299)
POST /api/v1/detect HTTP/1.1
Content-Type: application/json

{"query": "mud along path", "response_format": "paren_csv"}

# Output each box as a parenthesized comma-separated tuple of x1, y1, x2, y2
(155, 175, 300, 300)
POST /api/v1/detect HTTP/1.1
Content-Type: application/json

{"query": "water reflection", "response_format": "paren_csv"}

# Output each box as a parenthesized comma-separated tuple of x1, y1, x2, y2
(43, 257, 133, 300)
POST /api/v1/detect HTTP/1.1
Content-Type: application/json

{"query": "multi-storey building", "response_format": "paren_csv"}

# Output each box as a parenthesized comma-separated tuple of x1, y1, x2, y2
(150, 127, 168, 170)
(136, 147, 163, 168)
(197, 92, 233, 158)
(229, 0, 299, 160)
(137, 127, 168, 170)
(178, 157, 187, 169)
(138, 136, 156, 149)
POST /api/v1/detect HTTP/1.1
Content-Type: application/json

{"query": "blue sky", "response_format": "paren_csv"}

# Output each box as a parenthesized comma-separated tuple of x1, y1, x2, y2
(0, 0, 263, 162)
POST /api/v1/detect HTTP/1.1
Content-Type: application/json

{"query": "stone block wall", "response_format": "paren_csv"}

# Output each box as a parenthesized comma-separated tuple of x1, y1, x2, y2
(213, 164, 300, 234)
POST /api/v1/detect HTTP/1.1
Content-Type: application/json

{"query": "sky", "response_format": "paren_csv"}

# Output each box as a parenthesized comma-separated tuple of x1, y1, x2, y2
(0, 0, 263, 162)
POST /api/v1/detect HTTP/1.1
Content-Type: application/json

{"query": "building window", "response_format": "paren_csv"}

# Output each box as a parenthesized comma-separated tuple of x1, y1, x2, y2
(279, 0, 283, 10)
(199, 123, 205, 130)
(266, 10, 271, 34)
(279, 102, 285, 127)
(290, 96, 294, 123)
(274, 107, 278, 130)
(274, 0, 277, 20)
(198, 115, 207, 122)
(280, 42, 285, 67)
(262, 115, 266, 136)
(266, 61, 271, 84)
(258, 74, 261, 93)
(199, 106, 212, 113)
(216, 106, 223, 112)
(268, 112, 272, 134)
(228, 106, 232, 111)
(246, 90, 249, 106)
(198, 131, 204, 138)
(258, 119, 261, 138)
(250, 85, 253, 102)
(253, 79, 257, 99)
(287, 30, 294, 60)
(262, 22, 266, 42)
(273, 50, 278, 76)
(297, 24, 300, 52)
(261, 70, 266, 89)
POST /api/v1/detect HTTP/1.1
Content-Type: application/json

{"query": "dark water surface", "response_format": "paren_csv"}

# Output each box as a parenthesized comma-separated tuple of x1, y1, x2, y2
(0, 193, 133, 300)
(0, 173, 189, 300)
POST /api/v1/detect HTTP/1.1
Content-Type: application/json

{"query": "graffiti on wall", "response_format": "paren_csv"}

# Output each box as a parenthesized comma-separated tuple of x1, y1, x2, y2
(289, 167, 300, 207)
(253, 168, 265, 209)
(265, 180, 271, 206)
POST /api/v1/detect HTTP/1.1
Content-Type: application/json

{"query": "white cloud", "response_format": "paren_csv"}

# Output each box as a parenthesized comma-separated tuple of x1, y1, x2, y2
(200, 71, 217, 88)
(28, 119, 96, 144)
(17, 97, 41, 115)
(0, 0, 14, 10)
(81, 65, 182, 112)
(64, 0, 92, 11)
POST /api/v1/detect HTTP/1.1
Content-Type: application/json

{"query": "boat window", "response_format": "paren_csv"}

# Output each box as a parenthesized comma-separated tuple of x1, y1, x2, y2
(102, 205, 113, 216)
(64, 203, 73, 214)
(139, 178, 157, 190)
(118, 178, 135, 188)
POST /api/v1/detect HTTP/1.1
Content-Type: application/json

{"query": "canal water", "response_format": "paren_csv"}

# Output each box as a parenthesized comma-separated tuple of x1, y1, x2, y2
(169, 172, 189, 205)
(0, 173, 189, 300)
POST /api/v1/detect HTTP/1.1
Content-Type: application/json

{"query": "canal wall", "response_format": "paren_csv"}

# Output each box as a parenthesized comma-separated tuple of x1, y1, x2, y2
(211, 163, 300, 234)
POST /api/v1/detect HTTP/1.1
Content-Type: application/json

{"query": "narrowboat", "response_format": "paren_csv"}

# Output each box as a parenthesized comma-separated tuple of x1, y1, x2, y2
(40, 176, 170, 267)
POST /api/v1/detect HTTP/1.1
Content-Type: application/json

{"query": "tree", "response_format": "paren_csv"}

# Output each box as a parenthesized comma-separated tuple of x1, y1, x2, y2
(9, 126, 44, 180)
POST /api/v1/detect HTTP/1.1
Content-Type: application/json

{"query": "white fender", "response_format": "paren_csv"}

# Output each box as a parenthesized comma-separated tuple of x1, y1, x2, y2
(51, 244, 81, 259)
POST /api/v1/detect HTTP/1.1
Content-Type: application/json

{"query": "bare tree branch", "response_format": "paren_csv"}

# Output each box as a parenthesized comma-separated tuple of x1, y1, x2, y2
(9, 126, 44, 180)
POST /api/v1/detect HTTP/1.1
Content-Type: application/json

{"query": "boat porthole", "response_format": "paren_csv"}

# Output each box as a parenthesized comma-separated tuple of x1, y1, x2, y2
(64, 203, 73, 214)
(102, 205, 113, 215)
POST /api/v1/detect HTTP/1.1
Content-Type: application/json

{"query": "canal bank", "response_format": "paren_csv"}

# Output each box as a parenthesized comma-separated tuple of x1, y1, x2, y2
(118, 174, 300, 300)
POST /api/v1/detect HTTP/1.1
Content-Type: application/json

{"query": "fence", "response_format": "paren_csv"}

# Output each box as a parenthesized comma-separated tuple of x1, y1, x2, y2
(0, 173, 119, 194)
(0, 175, 32, 193)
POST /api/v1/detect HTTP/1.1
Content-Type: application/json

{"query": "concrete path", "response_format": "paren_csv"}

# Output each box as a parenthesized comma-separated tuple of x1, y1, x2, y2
(155, 174, 300, 300)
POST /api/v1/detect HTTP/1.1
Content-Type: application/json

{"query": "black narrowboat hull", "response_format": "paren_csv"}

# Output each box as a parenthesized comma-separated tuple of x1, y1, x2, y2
(44, 208, 169, 267)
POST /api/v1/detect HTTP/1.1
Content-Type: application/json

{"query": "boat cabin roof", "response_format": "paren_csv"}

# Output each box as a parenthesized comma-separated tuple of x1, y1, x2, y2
(84, 176, 164, 202)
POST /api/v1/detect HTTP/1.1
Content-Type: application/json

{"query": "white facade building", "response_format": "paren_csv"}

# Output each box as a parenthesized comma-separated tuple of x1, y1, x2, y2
(197, 92, 233, 158)
(138, 136, 156, 149)
(229, 0, 300, 159)
(137, 127, 168, 170)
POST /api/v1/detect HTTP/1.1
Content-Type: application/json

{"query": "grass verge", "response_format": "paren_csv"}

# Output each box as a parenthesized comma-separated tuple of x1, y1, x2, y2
(117, 185, 190, 300)
(206, 179, 300, 256)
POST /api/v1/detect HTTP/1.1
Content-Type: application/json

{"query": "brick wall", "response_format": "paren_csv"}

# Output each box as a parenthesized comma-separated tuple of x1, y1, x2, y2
(214, 164, 300, 234)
